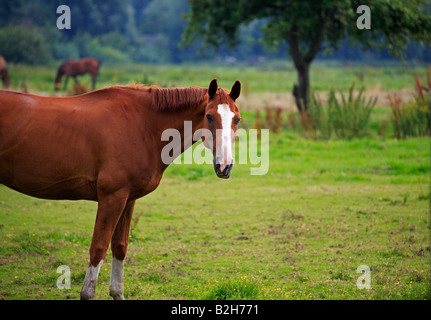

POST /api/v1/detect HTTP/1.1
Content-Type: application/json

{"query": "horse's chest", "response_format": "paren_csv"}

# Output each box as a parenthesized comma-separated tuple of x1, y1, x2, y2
(129, 173, 162, 200)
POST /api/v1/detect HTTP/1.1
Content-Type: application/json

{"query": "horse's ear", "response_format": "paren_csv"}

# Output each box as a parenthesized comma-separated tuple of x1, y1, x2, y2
(208, 79, 218, 99)
(229, 80, 241, 101)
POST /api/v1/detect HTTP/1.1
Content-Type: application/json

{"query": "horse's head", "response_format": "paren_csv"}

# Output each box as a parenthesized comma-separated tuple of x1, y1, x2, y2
(202, 79, 241, 179)
(54, 82, 61, 91)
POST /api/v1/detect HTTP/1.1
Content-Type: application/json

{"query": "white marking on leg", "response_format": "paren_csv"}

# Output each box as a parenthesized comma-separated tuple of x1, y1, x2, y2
(80, 260, 103, 300)
(109, 257, 125, 300)
(217, 104, 234, 171)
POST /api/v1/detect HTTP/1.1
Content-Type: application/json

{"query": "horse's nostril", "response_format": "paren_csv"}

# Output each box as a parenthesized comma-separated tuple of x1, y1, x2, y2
(223, 163, 233, 174)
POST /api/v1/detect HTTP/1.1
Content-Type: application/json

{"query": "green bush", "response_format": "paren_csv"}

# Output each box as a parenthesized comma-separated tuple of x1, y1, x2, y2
(0, 25, 52, 65)
(389, 93, 431, 138)
(308, 92, 332, 139)
(388, 70, 431, 139)
(308, 83, 377, 139)
(72, 33, 130, 65)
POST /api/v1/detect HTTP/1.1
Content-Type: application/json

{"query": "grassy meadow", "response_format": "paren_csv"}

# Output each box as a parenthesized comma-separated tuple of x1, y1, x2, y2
(6, 60, 429, 94)
(0, 61, 430, 300)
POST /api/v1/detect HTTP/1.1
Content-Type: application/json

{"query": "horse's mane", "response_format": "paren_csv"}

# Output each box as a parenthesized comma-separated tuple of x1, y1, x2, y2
(150, 86, 208, 112)
(105, 84, 210, 112)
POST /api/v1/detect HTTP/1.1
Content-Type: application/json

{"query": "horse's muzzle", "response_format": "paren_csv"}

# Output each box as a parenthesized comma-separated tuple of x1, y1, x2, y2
(214, 162, 233, 179)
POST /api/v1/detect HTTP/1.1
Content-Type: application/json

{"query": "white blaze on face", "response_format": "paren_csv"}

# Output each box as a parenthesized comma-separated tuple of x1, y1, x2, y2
(217, 104, 235, 172)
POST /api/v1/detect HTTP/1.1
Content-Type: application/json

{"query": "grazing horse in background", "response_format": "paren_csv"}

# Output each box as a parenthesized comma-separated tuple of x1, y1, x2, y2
(0, 55, 9, 89)
(0, 79, 241, 300)
(55, 57, 99, 91)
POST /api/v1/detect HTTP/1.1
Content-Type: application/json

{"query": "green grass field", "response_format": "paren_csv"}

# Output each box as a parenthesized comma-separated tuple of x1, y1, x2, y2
(0, 62, 430, 300)
(5, 60, 429, 95)
(0, 128, 429, 300)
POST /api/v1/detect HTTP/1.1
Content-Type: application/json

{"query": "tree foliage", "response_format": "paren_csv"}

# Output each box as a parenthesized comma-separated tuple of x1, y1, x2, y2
(182, 0, 431, 110)
(183, 0, 431, 58)
(0, 0, 430, 67)
(0, 25, 52, 65)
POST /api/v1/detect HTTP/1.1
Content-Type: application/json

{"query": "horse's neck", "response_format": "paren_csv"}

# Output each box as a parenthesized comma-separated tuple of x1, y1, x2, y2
(55, 68, 64, 82)
(163, 107, 204, 142)
(153, 106, 205, 169)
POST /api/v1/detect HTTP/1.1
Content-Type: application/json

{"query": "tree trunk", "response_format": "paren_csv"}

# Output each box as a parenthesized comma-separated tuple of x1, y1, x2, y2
(287, 20, 329, 112)
(287, 29, 311, 112)
(292, 63, 310, 112)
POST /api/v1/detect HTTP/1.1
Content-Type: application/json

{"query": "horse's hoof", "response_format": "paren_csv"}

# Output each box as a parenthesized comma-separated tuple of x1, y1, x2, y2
(110, 292, 125, 300)
(80, 291, 95, 300)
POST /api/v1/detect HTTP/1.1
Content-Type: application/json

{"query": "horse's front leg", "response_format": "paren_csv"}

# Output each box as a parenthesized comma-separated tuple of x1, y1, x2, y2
(91, 75, 96, 91)
(80, 188, 129, 300)
(1, 70, 8, 88)
(63, 75, 69, 91)
(109, 200, 136, 300)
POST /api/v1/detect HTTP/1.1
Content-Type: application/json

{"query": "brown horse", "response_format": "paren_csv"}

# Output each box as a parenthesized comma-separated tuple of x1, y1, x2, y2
(0, 79, 241, 299)
(0, 55, 9, 89)
(55, 57, 99, 91)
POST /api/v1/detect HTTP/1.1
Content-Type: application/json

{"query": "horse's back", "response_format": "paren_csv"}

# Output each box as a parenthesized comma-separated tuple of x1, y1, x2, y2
(83, 57, 99, 67)
(0, 91, 101, 200)
(62, 57, 99, 76)
(0, 91, 35, 128)
(0, 88, 154, 201)
(83, 57, 99, 73)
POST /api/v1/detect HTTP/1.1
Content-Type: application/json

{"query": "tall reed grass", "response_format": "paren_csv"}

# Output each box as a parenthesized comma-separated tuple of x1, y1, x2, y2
(388, 67, 431, 138)
(308, 83, 377, 139)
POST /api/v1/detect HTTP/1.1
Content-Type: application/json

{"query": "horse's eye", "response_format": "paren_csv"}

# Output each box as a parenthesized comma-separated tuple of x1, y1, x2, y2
(235, 117, 241, 125)
(206, 114, 214, 122)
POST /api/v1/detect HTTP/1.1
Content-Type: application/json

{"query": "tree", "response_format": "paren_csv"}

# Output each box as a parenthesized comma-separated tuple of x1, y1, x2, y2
(0, 25, 52, 65)
(182, 0, 431, 111)
(138, 0, 190, 63)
